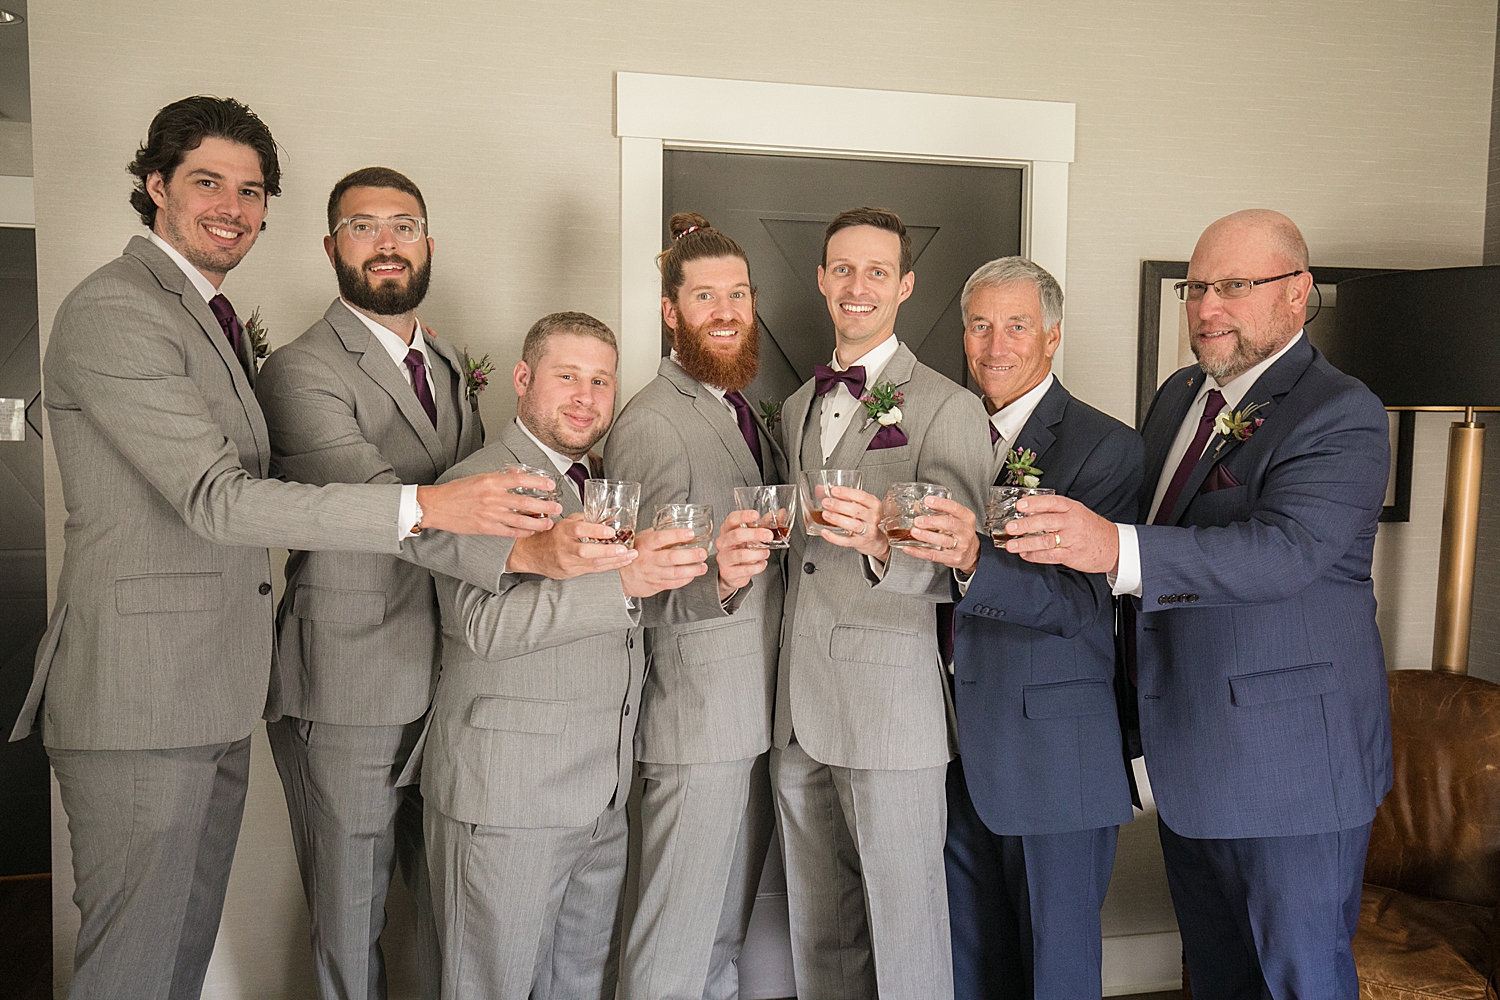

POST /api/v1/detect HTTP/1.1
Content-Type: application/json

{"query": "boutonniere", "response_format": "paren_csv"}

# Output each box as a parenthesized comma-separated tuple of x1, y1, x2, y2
(244, 308, 270, 369)
(1213, 401, 1267, 443)
(758, 398, 782, 433)
(1003, 446, 1044, 488)
(463, 349, 495, 408)
(860, 381, 905, 427)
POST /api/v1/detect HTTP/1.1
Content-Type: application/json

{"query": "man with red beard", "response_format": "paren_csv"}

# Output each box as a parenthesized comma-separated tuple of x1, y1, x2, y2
(604, 213, 783, 1000)
(255, 167, 480, 1000)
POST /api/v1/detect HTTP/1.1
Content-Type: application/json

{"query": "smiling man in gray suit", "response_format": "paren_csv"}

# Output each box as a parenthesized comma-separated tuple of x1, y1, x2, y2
(11, 98, 559, 1000)
(773, 207, 992, 1000)
(605, 213, 781, 1000)
(420, 312, 720, 1000)
(254, 166, 483, 1000)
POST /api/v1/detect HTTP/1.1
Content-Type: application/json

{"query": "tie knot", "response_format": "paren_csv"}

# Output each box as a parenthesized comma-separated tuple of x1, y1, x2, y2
(404, 348, 425, 372)
(814, 364, 866, 400)
(1203, 389, 1227, 421)
(566, 462, 591, 500)
(725, 390, 752, 414)
(208, 293, 236, 328)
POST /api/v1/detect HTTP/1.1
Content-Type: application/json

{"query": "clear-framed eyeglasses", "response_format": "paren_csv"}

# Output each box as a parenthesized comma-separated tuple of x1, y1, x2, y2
(1173, 270, 1303, 302)
(333, 215, 427, 243)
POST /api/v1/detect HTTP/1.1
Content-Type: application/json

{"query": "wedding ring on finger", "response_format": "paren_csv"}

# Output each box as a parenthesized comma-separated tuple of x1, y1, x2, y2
(1054, 532, 1063, 549)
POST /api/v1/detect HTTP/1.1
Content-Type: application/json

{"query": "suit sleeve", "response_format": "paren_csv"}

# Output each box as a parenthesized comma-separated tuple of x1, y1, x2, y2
(48, 276, 401, 553)
(1135, 387, 1389, 610)
(255, 342, 511, 592)
(875, 387, 995, 601)
(959, 424, 1145, 638)
(439, 569, 640, 660)
(603, 402, 730, 629)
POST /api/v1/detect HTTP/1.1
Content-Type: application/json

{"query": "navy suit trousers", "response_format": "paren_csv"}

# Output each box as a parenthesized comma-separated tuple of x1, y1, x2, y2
(1158, 816, 1371, 1000)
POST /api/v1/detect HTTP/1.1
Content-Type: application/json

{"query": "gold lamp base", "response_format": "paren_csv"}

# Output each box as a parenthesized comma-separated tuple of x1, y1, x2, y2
(1432, 409, 1486, 674)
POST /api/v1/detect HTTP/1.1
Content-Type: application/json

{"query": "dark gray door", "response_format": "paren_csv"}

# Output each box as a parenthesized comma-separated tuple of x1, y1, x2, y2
(662, 150, 1023, 412)
(0, 225, 47, 877)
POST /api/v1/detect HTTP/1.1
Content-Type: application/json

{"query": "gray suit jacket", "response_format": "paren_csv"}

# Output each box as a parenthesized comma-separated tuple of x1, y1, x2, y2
(256, 300, 486, 727)
(775, 341, 992, 771)
(12, 237, 508, 751)
(418, 420, 645, 829)
(603, 358, 785, 765)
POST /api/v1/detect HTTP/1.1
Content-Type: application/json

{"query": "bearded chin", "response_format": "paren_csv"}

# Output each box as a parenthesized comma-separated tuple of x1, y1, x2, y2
(336, 252, 432, 316)
(673, 317, 760, 394)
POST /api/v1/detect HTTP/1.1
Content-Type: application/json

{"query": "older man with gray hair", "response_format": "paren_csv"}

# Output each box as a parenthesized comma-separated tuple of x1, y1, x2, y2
(903, 256, 1143, 998)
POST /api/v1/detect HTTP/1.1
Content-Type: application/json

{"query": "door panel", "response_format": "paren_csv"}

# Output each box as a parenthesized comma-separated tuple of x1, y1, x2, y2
(663, 150, 1024, 412)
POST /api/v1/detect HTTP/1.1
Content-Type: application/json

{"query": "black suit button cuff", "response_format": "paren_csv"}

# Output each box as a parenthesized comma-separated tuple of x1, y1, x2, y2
(803, 562, 816, 574)
(258, 582, 272, 596)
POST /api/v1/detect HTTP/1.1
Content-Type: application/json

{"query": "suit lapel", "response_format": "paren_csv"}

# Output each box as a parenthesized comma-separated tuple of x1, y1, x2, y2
(425, 333, 465, 465)
(1162, 336, 1317, 526)
(831, 341, 915, 470)
(784, 381, 816, 478)
(1000, 379, 1068, 487)
(501, 420, 582, 515)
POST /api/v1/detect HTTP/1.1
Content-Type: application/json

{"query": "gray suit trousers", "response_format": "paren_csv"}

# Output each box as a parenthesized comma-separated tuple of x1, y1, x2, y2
(622, 755, 774, 1000)
(49, 737, 251, 1000)
(425, 803, 628, 1000)
(266, 716, 439, 1000)
(770, 740, 953, 1000)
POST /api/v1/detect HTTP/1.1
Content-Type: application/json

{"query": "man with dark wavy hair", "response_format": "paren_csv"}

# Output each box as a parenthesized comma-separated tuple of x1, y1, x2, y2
(13, 97, 560, 1000)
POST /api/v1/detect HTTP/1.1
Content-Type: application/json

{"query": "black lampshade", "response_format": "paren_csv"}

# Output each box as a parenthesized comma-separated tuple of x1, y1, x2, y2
(1325, 265, 1500, 408)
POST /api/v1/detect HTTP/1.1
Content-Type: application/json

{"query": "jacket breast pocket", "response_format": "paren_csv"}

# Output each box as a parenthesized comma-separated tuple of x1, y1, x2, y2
(115, 572, 223, 615)
(1023, 678, 1115, 719)
(677, 617, 762, 666)
(291, 584, 386, 626)
(829, 624, 923, 668)
(1229, 662, 1337, 707)
(469, 696, 568, 734)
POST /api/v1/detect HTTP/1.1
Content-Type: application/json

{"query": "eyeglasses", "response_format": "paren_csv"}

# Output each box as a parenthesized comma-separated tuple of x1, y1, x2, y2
(1173, 270, 1303, 302)
(333, 215, 427, 243)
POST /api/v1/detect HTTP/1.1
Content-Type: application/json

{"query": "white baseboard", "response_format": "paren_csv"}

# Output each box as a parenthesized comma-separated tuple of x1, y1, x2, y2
(1103, 929, 1183, 996)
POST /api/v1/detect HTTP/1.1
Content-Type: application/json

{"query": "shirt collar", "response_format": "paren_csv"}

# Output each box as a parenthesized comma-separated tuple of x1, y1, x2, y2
(1200, 330, 1303, 409)
(147, 231, 219, 304)
(830, 334, 900, 383)
(668, 350, 729, 405)
(514, 417, 581, 477)
(990, 372, 1055, 447)
(339, 299, 426, 371)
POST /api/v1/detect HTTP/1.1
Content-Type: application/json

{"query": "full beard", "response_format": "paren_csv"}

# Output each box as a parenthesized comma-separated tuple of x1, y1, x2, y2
(336, 250, 432, 316)
(1191, 326, 1282, 384)
(673, 314, 760, 394)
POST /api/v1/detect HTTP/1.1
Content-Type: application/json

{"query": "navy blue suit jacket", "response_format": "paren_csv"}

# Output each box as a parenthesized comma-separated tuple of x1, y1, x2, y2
(954, 379, 1143, 836)
(1133, 335, 1392, 840)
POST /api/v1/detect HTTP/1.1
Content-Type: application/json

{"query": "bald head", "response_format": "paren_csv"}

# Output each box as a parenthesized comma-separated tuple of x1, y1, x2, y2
(1197, 209, 1309, 272)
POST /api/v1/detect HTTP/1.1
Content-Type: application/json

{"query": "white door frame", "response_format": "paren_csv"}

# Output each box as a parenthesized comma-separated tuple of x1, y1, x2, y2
(0, 175, 35, 227)
(614, 72, 1075, 399)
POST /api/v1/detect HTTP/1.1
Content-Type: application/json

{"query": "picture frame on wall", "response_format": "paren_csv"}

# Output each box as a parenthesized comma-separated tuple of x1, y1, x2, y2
(1136, 260, 1413, 522)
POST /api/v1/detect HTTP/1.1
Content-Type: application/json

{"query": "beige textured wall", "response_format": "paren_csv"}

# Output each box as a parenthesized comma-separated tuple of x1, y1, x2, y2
(27, 1, 1497, 996)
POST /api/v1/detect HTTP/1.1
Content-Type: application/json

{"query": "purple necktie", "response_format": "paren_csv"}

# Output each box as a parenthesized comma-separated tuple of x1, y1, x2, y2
(566, 462, 590, 502)
(404, 348, 438, 429)
(990, 423, 1001, 445)
(724, 390, 765, 478)
(813, 364, 866, 400)
(1152, 390, 1226, 526)
(208, 294, 243, 357)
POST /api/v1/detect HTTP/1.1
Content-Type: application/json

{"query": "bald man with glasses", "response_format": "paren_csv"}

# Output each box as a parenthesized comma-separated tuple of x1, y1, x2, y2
(1000, 210, 1392, 999)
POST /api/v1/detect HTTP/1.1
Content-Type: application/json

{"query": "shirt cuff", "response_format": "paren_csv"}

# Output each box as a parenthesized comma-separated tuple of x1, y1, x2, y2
(397, 484, 420, 540)
(954, 566, 974, 597)
(1110, 523, 1143, 597)
(864, 553, 889, 581)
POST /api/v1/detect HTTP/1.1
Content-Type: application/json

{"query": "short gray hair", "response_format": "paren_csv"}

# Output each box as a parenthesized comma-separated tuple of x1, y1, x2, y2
(960, 257, 1063, 331)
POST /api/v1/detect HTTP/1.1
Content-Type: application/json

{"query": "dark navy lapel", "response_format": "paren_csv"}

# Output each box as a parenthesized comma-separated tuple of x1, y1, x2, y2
(1142, 367, 1202, 492)
(1163, 334, 1317, 526)
(1000, 378, 1069, 487)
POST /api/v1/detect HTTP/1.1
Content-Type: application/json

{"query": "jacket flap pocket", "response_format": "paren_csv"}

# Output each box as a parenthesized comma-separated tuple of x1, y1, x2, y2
(829, 624, 921, 668)
(677, 617, 761, 666)
(291, 584, 386, 626)
(469, 696, 567, 734)
(115, 573, 223, 615)
(1023, 679, 1114, 719)
(1229, 662, 1337, 707)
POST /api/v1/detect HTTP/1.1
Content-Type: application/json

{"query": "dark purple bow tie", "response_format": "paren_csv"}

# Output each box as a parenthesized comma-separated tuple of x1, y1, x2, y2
(814, 364, 866, 400)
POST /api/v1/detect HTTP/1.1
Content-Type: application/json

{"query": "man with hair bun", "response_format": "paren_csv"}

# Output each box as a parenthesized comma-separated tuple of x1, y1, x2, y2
(605, 212, 782, 1000)
(254, 165, 480, 1000)
(14, 97, 560, 1000)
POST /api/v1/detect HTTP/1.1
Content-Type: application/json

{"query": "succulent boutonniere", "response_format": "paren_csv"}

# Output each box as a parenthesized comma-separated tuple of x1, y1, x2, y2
(859, 381, 905, 427)
(1003, 446, 1044, 488)
(1213, 401, 1268, 443)
(463, 350, 495, 409)
(245, 308, 270, 368)
(758, 399, 782, 433)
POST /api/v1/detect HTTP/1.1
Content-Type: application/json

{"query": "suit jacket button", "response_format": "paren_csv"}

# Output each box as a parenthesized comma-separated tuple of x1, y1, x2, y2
(1187, 594, 1198, 602)
(803, 562, 816, 574)
(258, 583, 272, 596)
(628, 636, 634, 649)
(624, 704, 631, 716)
(1158, 595, 1170, 605)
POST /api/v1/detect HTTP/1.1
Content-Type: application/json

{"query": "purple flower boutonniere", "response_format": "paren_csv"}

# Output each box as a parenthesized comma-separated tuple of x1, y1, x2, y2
(1003, 446, 1044, 488)
(464, 349, 495, 411)
(861, 381, 908, 449)
(1210, 401, 1267, 458)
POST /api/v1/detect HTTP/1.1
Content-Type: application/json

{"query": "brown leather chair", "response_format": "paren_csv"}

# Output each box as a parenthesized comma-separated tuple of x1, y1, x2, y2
(1354, 669, 1500, 1000)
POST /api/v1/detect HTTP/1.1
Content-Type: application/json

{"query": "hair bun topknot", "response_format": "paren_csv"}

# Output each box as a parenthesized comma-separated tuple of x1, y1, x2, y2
(669, 211, 712, 241)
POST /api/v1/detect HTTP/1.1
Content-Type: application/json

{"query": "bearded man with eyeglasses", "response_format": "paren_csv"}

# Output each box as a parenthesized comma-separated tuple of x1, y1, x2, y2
(253, 166, 488, 1000)
(995, 209, 1392, 999)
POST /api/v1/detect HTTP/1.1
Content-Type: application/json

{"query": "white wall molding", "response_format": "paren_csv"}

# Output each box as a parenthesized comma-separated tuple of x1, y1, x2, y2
(0, 174, 35, 227)
(615, 72, 1075, 399)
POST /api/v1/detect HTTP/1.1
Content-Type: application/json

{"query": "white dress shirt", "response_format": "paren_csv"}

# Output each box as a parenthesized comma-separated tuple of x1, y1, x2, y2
(1111, 331, 1305, 597)
(669, 350, 735, 414)
(340, 299, 429, 388)
(148, 233, 423, 540)
(819, 334, 901, 462)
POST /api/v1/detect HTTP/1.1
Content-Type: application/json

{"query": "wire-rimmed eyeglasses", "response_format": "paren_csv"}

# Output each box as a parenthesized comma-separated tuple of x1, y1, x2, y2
(1173, 270, 1303, 302)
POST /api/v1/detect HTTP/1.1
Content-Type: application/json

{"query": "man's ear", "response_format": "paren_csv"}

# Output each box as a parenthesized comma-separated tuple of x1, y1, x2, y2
(323, 235, 337, 266)
(898, 269, 916, 304)
(512, 360, 531, 396)
(661, 295, 679, 334)
(145, 171, 169, 211)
